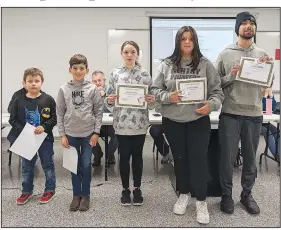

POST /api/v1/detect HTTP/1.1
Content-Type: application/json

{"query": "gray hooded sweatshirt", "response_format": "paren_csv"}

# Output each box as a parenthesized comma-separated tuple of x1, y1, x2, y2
(56, 79, 103, 137)
(105, 65, 154, 135)
(150, 57, 224, 123)
(216, 43, 268, 116)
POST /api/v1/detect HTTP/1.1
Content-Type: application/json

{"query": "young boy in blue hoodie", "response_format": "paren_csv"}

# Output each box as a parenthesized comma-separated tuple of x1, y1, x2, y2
(9, 68, 57, 205)
(56, 54, 103, 211)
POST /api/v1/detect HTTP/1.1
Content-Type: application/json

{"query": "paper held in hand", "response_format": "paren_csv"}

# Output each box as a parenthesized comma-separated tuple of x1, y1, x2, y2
(236, 57, 274, 87)
(115, 83, 148, 109)
(176, 78, 207, 104)
(63, 146, 78, 175)
(9, 123, 47, 160)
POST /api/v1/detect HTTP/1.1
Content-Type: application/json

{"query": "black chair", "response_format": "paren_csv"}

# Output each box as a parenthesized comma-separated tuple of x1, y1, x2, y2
(8, 149, 13, 166)
(152, 140, 160, 176)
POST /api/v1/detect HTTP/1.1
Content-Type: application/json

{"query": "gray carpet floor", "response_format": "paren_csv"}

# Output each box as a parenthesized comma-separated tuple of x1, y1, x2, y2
(1, 136, 280, 227)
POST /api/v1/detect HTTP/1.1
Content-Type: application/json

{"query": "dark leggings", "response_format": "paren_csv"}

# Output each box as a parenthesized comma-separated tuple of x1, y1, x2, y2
(117, 135, 146, 189)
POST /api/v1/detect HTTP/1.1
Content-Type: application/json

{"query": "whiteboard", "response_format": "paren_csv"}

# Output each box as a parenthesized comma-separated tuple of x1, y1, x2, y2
(256, 31, 280, 92)
(107, 29, 150, 82)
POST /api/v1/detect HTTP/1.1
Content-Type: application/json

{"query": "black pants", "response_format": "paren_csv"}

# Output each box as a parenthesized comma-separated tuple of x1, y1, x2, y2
(163, 116, 211, 201)
(117, 134, 146, 189)
(92, 125, 118, 158)
(149, 125, 169, 156)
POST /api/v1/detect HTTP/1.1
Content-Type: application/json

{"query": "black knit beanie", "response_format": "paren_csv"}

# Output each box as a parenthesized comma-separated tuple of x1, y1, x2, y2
(235, 12, 257, 35)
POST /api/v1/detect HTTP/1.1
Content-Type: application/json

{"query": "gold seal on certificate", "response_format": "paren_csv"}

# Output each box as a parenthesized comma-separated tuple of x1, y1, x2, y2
(176, 78, 207, 104)
(116, 83, 148, 109)
(236, 57, 274, 87)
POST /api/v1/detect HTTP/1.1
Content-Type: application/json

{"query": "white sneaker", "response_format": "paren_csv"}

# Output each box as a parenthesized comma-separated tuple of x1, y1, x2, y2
(196, 201, 209, 224)
(173, 193, 190, 215)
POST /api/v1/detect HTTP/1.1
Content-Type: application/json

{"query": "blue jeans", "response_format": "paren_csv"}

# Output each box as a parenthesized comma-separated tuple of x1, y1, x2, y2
(21, 137, 56, 194)
(67, 134, 92, 197)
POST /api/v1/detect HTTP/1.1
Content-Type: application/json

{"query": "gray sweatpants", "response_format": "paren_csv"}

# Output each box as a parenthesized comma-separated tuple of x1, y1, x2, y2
(219, 113, 262, 196)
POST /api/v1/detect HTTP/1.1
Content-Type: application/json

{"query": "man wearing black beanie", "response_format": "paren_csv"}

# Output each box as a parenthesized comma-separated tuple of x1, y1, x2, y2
(235, 12, 257, 37)
(215, 12, 273, 215)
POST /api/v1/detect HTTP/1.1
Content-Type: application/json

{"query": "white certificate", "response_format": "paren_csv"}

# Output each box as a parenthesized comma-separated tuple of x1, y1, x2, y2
(116, 83, 148, 109)
(176, 78, 207, 104)
(236, 57, 274, 87)
(9, 123, 47, 160)
(63, 146, 78, 175)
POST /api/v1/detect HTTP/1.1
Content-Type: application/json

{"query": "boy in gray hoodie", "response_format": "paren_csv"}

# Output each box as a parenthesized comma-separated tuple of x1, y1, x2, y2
(216, 12, 273, 215)
(56, 54, 103, 211)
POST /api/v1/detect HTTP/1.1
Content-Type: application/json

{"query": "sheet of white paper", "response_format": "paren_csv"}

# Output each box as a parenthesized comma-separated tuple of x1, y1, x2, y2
(9, 123, 47, 160)
(63, 146, 78, 175)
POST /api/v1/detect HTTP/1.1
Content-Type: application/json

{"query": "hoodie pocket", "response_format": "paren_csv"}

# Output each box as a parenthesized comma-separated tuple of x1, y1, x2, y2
(230, 82, 262, 107)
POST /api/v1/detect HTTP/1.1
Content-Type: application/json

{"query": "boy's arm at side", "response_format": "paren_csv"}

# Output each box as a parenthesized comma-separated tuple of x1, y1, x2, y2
(8, 97, 24, 134)
(56, 88, 67, 137)
(93, 86, 104, 134)
(41, 96, 57, 133)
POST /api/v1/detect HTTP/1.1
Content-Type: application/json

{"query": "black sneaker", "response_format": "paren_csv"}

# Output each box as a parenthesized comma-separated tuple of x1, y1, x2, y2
(240, 193, 260, 215)
(92, 157, 101, 167)
(133, 188, 143, 206)
(220, 195, 234, 214)
(121, 189, 131, 206)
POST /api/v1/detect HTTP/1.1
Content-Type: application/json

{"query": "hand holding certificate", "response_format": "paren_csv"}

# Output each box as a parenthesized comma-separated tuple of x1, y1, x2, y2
(116, 83, 148, 109)
(236, 57, 274, 87)
(176, 78, 207, 104)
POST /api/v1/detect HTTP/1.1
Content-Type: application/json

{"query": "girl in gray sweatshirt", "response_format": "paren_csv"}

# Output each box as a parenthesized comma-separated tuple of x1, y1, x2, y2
(150, 26, 224, 225)
(105, 41, 155, 207)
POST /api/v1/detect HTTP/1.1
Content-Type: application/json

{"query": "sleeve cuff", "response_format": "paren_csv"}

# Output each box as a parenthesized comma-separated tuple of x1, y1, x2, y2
(41, 124, 47, 131)
(59, 131, 66, 137)
(207, 100, 216, 112)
